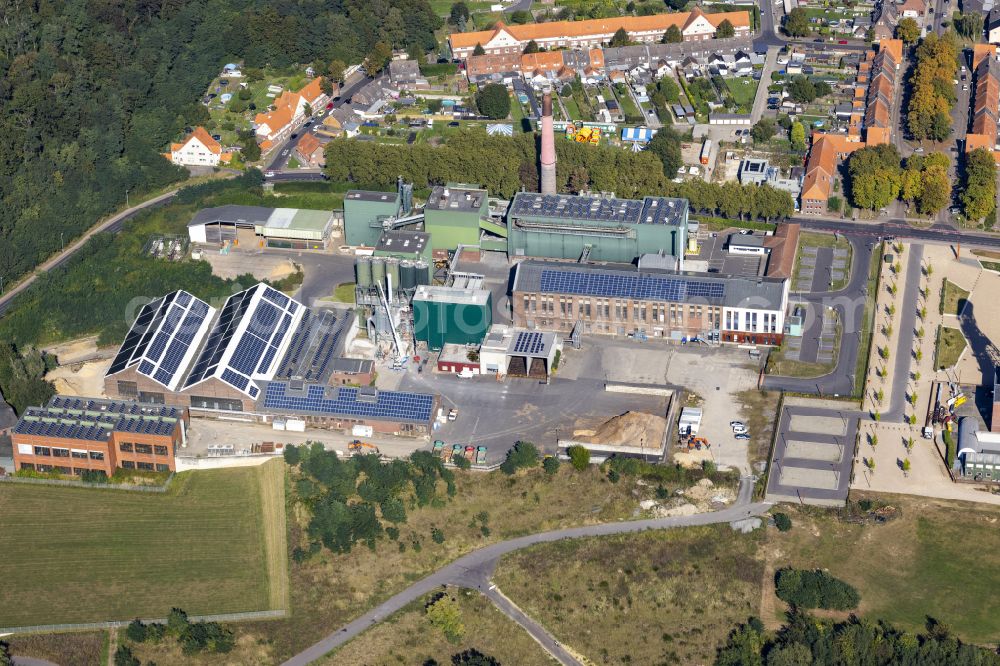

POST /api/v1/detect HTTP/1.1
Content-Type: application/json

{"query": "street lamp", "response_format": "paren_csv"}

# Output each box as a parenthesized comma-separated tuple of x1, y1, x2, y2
(60, 232, 64, 252)
(126, 188, 130, 207)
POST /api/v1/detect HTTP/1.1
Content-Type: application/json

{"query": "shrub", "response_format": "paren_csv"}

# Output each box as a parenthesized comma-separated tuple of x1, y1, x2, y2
(774, 568, 859, 610)
(773, 512, 792, 532)
(114, 645, 140, 666)
(453, 455, 471, 470)
(543, 455, 560, 475)
(431, 527, 445, 544)
(567, 445, 590, 471)
(426, 595, 465, 643)
(125, 619, 148, 642)
(500, 441, 539, 474)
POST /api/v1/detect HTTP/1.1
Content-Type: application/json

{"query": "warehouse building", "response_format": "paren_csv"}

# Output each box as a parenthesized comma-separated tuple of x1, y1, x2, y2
(343, 189, 403, 247)
(104, 286, 351, 412)
(511, 260, 788, 345)
(412, 285, 493, 350)
(11, 396, 188, 476)
(506, 193, 689, 266)
(479, 325, 560, 379)
(259, 383, 436, 435)
(187, 205, 334, 250)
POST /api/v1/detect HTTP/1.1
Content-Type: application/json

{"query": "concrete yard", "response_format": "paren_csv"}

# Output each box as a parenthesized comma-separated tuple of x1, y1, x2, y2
(787, 414, 848, 435)
(778, 465, 840, 490)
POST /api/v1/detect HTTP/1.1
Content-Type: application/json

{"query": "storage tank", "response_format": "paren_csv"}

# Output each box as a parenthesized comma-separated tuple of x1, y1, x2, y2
(355, 256, 372, 290)
(370, 256, 386, 293)
(385, 258, 400, 293)
(399, 260, 416, 290)
(415, 260, 431, 286)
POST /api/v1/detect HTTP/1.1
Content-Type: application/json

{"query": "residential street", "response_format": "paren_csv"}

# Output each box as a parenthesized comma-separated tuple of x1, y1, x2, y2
(282, 478, 768, 666)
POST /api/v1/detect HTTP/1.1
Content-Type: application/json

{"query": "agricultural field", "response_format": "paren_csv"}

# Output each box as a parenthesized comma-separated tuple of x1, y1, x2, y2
(322, 588, 550, 665)
(0, 461, 287, 628)
(493, 526, 764, 666)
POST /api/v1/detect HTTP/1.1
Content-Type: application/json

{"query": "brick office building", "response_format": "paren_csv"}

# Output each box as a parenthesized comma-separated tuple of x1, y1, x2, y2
(511, 260, 789, 345)
(11, 396, 188, 476)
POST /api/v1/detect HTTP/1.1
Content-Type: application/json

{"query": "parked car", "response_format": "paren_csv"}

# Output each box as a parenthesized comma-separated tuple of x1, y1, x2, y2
(291, 133, 298, 139)
(735, 433, 751, 441)
(448, 408, 458, 421)
(326, 101, 335, 109)
(464, 446, 475, 462)
(838, 40, 848, 44)
(211, 134, 222, 141)
(264, 171, 275, 178)
(733, 425, 748, 435)
(476, 446, 487, 465)
(730, 421, 745, 428)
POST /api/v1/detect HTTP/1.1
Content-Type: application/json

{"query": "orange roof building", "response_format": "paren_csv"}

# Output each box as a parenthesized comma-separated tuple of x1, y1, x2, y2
(967, 47, 1000, 163)
(254, 77, 330, 143)
(449, 10, 750, 59)
(166, 126, 231, 167)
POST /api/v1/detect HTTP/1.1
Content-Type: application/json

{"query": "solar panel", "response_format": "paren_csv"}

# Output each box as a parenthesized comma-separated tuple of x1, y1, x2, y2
(221, 368, 250, 391)
(263, 383, 434, 423)
(513, 331, 544, 355)
(538, 269, 725, 304)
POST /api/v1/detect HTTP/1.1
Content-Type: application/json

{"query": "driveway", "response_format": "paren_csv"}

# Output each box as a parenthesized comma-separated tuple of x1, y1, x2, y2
(281, 478, 769, 666)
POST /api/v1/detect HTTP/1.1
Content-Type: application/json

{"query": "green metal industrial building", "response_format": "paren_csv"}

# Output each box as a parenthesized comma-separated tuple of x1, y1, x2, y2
(423, 185, 506, 254)
(506, 193, 689, 266)
(412, 285, 493, 350)
(343, 189, 402, 247)
(373, 230, 432, 263)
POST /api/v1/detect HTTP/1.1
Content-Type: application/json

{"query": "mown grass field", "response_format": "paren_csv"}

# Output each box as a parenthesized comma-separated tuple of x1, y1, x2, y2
(0, 461, 286, 628)
(493, 526, 764, 666)
(941, 278, 970, 316)
(767, 495, 1000, 643)
(935, 326, 968, 370)
(323, 588, 551, 666)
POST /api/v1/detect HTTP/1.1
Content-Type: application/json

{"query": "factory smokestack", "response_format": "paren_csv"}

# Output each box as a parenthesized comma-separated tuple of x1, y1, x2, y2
(540, 89, 556, 195)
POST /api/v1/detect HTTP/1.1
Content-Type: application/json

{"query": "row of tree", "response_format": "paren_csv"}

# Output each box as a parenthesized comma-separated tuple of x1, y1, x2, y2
(716, 612, 1000, 666)
(847, 144, 952, 215)
(961, 148, 998, 223)
(907, 33, 960, 142)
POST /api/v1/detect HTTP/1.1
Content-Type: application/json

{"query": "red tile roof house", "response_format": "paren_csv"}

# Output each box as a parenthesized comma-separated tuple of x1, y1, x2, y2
(165, 127, 232, 167)
(253, 77, 329, 143)
(448, 9, 750, 60)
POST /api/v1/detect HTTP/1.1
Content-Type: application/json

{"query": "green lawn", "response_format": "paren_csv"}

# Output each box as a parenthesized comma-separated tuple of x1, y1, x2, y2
(940, 279, 970, 316)
(561, 94, 582, 121)
(724, 77, 758, 111)
(0, 462, 287, 628)
(935, 326, 967, 369)
(853, 246, 881, 397)
(494, 526, 764, 666)
(613, 83, 643, 122)
(333, 282, 356, 303)
(770, 495, 1000, 643)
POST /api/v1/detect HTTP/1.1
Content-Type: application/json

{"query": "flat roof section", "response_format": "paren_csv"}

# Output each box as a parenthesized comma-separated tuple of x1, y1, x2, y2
(261, 383, 435, 424)
(509, 193, 686, 226)
(14, 397, 182, 442)
(425, 186, 487, 212)
(188, 205, 273, 228)
(413, 285, 491, 307)
(376, 230, 429, 255)
(345, 190, 400, 203)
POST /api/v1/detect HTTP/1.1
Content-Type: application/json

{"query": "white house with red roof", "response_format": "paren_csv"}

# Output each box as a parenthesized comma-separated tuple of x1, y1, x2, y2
(254, 77, 330, 146)
(166, 127, 232, 167)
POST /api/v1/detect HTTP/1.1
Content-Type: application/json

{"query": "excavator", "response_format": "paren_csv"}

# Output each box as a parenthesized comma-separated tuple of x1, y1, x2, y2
(679, 434, 711, 450)
(348, 440, 380, 455)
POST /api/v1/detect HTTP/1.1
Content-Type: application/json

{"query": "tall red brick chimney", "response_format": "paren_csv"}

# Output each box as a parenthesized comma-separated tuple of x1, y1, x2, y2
(540, 88, 556, 195)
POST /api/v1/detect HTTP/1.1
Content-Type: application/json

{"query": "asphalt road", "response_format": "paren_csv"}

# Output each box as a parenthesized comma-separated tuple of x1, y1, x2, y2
(763, 235, 873, 395)
(281, 478, 768, 666)
(0, 189, 180, 318)
(264, 74, 374, 172)
(885, 244, 924, 421)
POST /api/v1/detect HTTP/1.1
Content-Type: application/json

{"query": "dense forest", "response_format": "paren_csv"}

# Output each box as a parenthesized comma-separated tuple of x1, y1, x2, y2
(0, 0, 441, 288)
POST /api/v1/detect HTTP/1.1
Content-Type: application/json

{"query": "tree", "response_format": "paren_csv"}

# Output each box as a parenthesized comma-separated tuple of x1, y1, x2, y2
(114, 646, 140, 666)
(902, 458, 912, 476)
(567, 445, 590, 470)
(774, 568, 860, 610)
(751, 118, 776, 144)
(167, 608, 190, 637)
(522, 40, 539, 54)
(787, 76, 820, 103)
(663, 24, 683, 43)
(784, 8, 812, 37)
(716, 622, 764, 666)
(646, 126, 683, 178)
(283, 444, 301, 466)
(716, 19, 735, 38)
(500, 441, 540, 474)
(449, 1, 470, 25)
(896, 16, 921, 42)
(954, 11, 985, 39)
(773, 512, 792, 532)
(125, 619, 149, 642)
(472, 43, 486, 56)
(609, 27, 630, 47)
(366, 41, 393, 75)
(962, 148, 998, 221)
(427, 596, 465, 643)
(0, 642, 9, 666)
(543, 455, 560, 475)
(451, 649, 501, 665)
(453, 454, 471, 470)
(328, 59, 346, 83)
(475, 83, 511, 119)
(847, 143, 903, 210)
(790, 122, 806, 152)
(509, 10, 532, 23)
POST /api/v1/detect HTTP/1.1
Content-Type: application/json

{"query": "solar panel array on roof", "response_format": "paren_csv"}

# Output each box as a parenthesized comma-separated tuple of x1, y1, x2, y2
(183, 284, 304, 396)
(13, 397, 181, 441)
(510, 193, 686, 226)
(263, 383, 434, 423)
(106, 291, 213, 390)
(512, 331, 544, 355)
(538, 269, 724, 303)
(274, 309, 350, 383)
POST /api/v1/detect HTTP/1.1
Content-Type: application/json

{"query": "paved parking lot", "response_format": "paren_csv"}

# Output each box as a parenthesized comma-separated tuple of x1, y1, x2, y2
(766, 399, 860, 507)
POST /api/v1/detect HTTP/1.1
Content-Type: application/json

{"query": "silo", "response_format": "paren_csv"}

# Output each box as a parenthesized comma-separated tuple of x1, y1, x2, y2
(399, 260, 416, 290)
(415, 260, 432, 286)
(355, 256, 372, 290)
(385, 258, 401, 294)
(371, 256, 386, 294)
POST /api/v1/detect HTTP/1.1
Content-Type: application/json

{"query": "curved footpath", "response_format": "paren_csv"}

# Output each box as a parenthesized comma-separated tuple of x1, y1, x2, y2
(283, 478, 769, 666)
